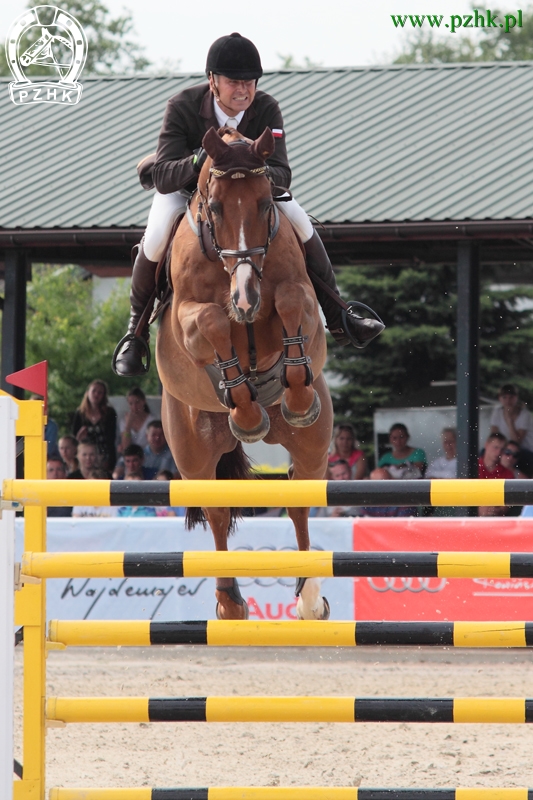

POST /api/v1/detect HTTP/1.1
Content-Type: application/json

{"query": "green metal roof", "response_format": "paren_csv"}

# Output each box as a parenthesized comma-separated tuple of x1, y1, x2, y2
(1, 62, 532, 229)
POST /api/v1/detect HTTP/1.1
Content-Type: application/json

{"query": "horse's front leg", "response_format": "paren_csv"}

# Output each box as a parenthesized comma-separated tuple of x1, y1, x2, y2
(286, 506, 327, 619)
(205, 507, 249, 620)
(178, 300, 269, 441)
(274, 281, 321, 427)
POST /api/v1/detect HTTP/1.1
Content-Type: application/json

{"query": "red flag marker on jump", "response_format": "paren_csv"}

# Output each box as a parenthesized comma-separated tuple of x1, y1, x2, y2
(6, 361, 48, 414)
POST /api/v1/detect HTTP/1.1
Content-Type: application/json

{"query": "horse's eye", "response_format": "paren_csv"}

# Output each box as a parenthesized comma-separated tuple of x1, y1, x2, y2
(259, 200, 272, 215)
(209, 202, 222, 216)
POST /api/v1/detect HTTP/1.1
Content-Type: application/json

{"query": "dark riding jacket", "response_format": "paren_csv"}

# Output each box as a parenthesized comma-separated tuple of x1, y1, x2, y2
(151, 82, 291, 195)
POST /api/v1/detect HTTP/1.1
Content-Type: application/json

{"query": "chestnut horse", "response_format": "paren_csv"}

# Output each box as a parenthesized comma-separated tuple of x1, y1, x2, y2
(157, 126, 333, 620)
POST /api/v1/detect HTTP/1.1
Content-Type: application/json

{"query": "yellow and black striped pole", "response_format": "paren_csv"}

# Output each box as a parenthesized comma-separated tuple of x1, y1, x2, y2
(21, 550, 533, 579)
(4, 478, 533, 508)
(48, 786, 533, 799)
(48, 620, 533, 649)
(45, 696, 533, 724)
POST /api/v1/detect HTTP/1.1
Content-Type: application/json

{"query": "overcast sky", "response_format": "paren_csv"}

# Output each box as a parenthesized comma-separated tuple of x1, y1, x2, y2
(0, 0, 492, 73)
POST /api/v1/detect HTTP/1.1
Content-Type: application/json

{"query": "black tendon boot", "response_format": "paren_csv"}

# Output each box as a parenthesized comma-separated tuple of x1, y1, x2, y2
(112, 241, 158, 376)
(304, 230, 385, 348)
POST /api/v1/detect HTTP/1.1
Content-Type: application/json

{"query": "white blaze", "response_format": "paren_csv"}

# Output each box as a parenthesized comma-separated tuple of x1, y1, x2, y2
(234, 203, 252, 312)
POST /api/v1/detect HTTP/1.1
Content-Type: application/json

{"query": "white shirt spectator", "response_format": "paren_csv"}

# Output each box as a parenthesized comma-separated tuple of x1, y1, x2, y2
(119, 414, 155, 449)
(425, 456, 457, 479)
(490, 406, 533, 451)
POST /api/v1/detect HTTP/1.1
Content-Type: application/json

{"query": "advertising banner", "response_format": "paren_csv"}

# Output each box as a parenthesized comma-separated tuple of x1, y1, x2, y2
(15, 517, 354, 622)
(352, 517, 533, 620)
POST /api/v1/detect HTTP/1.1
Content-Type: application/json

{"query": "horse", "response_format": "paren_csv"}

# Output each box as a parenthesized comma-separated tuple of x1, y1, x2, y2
(156, 125, 333, 621)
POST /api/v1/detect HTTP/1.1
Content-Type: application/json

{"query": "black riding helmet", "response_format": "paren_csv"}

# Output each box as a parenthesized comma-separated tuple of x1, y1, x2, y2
(206, 32, 263, 80)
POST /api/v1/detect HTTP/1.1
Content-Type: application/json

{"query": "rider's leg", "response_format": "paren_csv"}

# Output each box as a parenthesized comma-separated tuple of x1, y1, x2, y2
(113, 191, 188, 376)
(277, 198, 384, 348)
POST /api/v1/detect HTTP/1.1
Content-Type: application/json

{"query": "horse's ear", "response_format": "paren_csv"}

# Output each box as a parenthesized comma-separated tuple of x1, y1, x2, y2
(251, 127, 275, 161)
(202, 127, 229, 160)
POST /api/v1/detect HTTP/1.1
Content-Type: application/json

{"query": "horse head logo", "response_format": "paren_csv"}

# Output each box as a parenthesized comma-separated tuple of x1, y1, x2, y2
(6, 5, 87, 105)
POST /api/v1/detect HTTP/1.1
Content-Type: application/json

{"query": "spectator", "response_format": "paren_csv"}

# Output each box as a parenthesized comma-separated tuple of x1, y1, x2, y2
(155, 469, 174, 481)
(315, 459, 360, 517)
(426, 428, 457, 479)
(478, 432, 515, 517)
(119, 444, 151, 480)
(500, 440, 528, 516)
(58, 435, 79, 475)
(72, 469, 118, 517)
(328, 423, 367, 479)
(119, 386, 155, 453)
(45, 417, 59, 458)
(359, 467, 418, 517)
(490, 384, 533, 476)
(67, 441, 102, 479)
(143, 420, 178, 479)
(46, 456, 72, 517)
(378, 423, 427, 477)
(72, 380, 117, 471)
(500, 440, 528, 480)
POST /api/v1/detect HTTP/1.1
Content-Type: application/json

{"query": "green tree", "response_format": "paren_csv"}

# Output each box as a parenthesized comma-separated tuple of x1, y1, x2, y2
(328, 264, 533, 454)
(0, 0, 150, 77)
(277, 54, 323, 69)
(25, 265, 159, 432)
(394, 4, 533, 63)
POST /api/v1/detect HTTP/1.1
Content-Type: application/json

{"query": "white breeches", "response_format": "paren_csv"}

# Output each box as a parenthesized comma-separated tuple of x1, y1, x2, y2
(144, 190, 189, 261)
(143, 190, 314, 262)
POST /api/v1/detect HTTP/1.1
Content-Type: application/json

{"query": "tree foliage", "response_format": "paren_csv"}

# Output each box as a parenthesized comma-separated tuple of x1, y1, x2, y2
(394, 3, 533, 63)
(0, 0, 150, 77)
(25, 265, 160, 432)
(328, 264, 533, 451)
(277, 54, 323, 69)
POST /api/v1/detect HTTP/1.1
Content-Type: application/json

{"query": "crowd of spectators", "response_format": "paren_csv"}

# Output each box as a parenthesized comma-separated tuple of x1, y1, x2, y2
(44, 379, 533, 519)
(322, 383, 533, 519)
(45, 381, 181, 518)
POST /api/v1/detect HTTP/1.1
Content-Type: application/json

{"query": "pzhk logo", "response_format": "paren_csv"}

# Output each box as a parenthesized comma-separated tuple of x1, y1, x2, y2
(6, 5, 87, 105)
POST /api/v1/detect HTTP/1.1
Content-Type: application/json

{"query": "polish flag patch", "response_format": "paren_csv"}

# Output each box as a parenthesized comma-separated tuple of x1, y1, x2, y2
(272, 128, 283, 138)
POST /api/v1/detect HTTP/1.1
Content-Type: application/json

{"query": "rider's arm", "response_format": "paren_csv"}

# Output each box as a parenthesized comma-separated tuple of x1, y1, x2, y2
(255, 94, 292, 192)
(152, 95, 199, 195)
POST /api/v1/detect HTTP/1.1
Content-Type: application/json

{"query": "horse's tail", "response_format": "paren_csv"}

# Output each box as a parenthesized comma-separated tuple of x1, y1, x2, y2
(185, 442, 253, 533)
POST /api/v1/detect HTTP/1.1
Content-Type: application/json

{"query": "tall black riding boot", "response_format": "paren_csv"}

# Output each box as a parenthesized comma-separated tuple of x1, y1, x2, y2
(112, 241, 158, 376)
(304, 230, 384, 348)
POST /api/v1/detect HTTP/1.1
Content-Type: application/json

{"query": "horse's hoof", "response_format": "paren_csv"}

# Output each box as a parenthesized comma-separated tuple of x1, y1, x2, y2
(281, 390, 321, 428)
(228, 404, 270, 443)
(216, 600, 249, 620)
(296, 595, 330, 621)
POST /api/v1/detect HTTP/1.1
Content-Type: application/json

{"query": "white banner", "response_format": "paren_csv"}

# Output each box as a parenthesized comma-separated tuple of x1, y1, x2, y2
(15, 517, 354, 621)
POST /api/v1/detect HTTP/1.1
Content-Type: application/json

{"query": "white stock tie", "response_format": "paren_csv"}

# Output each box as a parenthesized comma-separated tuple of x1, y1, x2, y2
(226, 117, 238, 129)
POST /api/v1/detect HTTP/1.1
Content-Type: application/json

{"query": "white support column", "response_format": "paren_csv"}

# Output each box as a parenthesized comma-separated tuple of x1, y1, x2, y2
(0, 395, 18, 800)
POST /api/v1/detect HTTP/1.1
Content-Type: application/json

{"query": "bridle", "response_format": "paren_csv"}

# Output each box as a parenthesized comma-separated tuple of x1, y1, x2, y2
(195, 140, 279, 279)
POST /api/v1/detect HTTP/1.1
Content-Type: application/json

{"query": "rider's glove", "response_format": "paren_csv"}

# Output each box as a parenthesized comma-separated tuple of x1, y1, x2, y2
(193, 148, 208, 173)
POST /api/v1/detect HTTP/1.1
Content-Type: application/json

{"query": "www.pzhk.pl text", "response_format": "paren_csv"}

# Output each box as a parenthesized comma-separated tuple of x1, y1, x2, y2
(391, 10, 523, 32)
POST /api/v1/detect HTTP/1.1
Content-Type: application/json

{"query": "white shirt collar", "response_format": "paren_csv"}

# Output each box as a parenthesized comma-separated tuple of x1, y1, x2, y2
(213, 98, 245, 129)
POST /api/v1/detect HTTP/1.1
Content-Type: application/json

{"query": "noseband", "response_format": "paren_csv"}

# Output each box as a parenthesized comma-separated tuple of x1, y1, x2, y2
(195, 140, 279, 278)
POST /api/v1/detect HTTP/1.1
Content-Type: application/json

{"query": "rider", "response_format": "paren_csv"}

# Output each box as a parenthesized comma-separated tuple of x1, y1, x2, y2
(113, 32, 384, 377)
